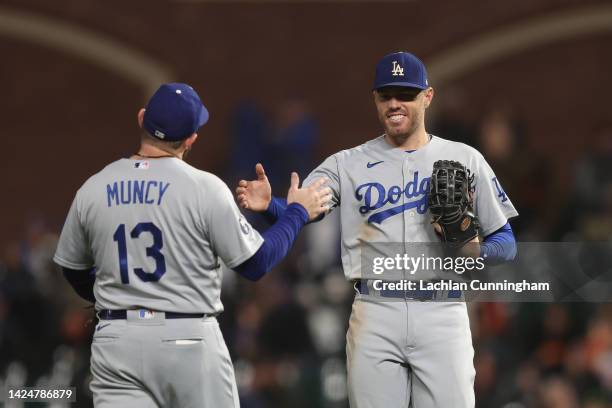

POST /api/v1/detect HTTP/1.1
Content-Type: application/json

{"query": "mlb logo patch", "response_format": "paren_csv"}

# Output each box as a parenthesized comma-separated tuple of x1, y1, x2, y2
(134, 161, 150, 170)
(139, 309, 155, 319)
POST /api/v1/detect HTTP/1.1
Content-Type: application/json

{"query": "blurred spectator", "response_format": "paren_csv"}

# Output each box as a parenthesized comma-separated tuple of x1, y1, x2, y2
(225, 100, 271, 185)
(584, 307, 612, 390)
(429, 86, 478, 147)
(266, 96, 320, 191)
(573, 126, 612, 213)
(0, 239, 61, 382)
(537, 376, 579, 408)
(474, 348, 499, 406)
(476, 107, 554, 238)
(539, 305, 571, 365)
(514, 362, 542, 407)
(560, 125, 612, 241)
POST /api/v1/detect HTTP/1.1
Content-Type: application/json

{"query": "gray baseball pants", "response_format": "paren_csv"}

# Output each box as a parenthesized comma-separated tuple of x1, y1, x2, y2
(346, 293, 475, 407)
(90, 311, 239, 408)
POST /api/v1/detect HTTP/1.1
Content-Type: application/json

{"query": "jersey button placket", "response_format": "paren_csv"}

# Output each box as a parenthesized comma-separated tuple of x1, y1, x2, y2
(402, 156, 414, 237)
(401, 158, 410, 274)
(402, 156, 418, 348)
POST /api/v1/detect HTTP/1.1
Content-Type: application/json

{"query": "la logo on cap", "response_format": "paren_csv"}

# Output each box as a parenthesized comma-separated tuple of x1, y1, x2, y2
(391, 61, 404, 76)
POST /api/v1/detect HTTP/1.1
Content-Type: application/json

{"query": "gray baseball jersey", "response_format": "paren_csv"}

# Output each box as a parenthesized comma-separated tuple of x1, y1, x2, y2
(303, 134, 518, 408)
(303, 134, 518, 280)
(54, 157, 263, 314)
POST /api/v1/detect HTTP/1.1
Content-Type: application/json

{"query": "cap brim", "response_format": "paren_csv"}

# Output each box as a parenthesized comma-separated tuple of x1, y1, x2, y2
(373, 82, 428, 90)
(198, 105, 209, 128)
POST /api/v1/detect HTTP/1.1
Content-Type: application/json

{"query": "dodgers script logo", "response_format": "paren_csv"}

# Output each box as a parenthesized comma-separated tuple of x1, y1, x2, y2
(355, 171, 430, 224)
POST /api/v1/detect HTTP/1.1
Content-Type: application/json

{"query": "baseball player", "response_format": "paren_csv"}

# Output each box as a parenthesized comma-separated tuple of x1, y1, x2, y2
(53, 83, 330, 407)
(236, 52, 518, 407)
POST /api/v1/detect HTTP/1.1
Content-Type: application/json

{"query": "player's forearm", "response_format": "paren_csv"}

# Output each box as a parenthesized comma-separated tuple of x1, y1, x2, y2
(235, 203, 308, 281)
(262, 196, 287, 224)
(480, 222, 517, 263)
(62, 267, 96, 302)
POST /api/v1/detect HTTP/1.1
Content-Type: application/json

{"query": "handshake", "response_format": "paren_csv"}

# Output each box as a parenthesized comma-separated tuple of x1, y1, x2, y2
(235, 163, 332, 221)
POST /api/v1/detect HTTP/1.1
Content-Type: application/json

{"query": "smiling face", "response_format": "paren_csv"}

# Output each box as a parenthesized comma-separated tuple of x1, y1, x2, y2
(373, 86, 434, 144)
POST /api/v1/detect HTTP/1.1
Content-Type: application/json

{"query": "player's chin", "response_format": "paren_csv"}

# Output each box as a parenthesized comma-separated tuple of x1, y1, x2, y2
(385, 124, 411, 137)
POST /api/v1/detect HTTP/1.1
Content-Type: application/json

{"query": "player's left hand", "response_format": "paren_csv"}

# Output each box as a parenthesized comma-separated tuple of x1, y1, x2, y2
(236, 163, 272, 211)
(287, 172, 331, 221)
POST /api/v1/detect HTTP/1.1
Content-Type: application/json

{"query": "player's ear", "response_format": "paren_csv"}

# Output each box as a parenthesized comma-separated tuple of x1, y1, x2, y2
(423, 87, 434, 108)
(137, 108, 145, 129)
(184, 133, 198, 149)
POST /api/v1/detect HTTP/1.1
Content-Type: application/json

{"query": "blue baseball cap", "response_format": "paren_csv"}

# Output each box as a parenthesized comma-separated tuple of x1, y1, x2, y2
(143, 83, 209, 141)
(373, 52, 429, 90)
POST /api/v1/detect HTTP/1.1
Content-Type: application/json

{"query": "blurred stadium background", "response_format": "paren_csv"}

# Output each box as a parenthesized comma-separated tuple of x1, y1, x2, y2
(1, 0, 612, 407)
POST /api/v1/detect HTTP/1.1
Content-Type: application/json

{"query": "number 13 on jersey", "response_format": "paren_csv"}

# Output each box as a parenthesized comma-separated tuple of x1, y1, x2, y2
(113, 222, 166, 283)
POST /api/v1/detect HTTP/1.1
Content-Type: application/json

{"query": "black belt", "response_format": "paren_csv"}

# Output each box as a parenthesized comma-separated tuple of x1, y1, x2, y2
(354, 279, 462, 300)
(98, 310, 206, 320)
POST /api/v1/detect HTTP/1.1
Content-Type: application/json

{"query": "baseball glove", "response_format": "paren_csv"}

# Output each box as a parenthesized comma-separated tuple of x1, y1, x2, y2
(428, 160, 479, 246)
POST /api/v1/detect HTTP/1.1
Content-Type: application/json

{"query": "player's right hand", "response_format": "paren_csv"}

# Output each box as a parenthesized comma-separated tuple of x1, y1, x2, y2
(287, 172, 331, 221)
(236, 163, 272, 211)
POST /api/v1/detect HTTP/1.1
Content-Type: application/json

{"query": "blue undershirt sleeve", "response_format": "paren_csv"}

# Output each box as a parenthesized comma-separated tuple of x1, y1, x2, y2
(262, 196, 288, 224)
(62, 267, 96, 302)
(480, 222, 517, 263)
(235, 203, 309, 281)
(264, 196, 325, 224)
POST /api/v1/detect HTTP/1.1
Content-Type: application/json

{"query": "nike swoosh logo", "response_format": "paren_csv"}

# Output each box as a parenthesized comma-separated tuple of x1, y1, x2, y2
(367, 161, 384, 168)
(97, 323, 111, 332)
